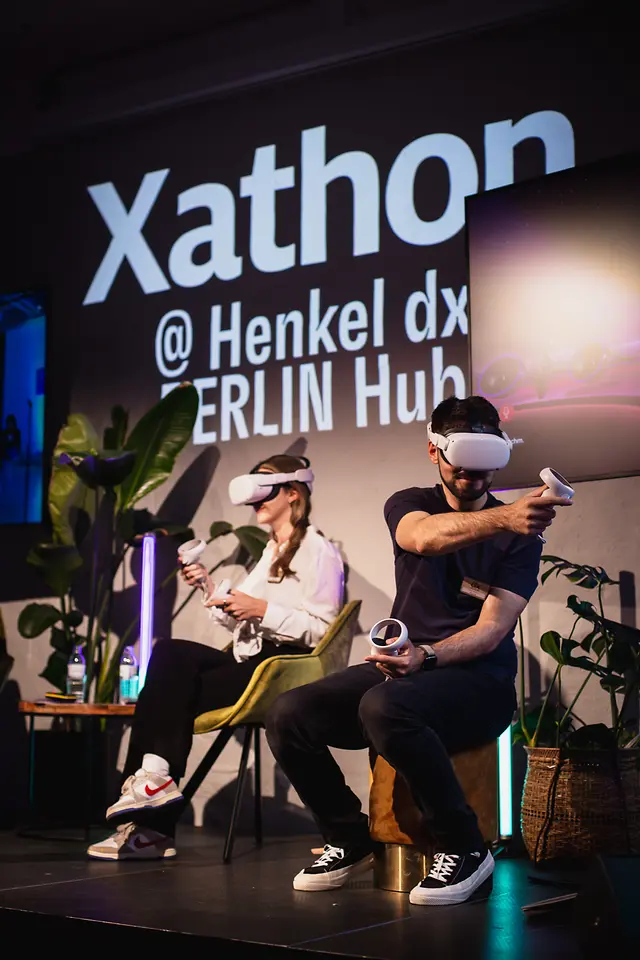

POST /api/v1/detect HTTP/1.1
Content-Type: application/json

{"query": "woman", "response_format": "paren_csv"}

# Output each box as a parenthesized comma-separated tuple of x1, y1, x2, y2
(88, 454, 344, 860)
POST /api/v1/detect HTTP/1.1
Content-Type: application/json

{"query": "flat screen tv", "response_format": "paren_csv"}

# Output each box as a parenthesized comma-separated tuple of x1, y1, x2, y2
(466, 152, 640, 489)
(0, 290, 47, 524)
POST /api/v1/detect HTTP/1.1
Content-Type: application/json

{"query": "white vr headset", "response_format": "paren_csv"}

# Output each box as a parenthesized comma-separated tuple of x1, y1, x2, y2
(427, 422, 523, 471)
(228, 467, 315, 506)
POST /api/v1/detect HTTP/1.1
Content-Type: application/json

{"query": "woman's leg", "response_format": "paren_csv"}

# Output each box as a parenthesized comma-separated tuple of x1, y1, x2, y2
(117, 640, 306, 836)
(123, 638, 233, 782)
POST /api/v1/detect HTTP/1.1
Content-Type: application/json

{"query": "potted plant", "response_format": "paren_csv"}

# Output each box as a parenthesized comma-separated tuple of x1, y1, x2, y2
(514, 556, 640, 863)
(18, 384, 268, 703)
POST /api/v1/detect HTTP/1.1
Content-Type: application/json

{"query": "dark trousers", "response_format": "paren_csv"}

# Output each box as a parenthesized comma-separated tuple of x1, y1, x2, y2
(120, 637, 305, 835)
(265, 661, 516, 853)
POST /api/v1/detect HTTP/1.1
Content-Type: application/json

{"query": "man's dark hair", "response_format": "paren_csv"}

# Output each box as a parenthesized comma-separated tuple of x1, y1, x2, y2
(430, 396, 501, 436)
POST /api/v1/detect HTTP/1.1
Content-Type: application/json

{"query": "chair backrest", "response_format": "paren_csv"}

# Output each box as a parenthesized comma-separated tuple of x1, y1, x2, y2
(311, 599, 361, 675)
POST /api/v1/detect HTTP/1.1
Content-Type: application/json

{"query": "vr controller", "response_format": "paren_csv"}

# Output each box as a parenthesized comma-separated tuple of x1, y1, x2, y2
(177, 539, 231, 599)
(369, 618, 409, 655)
(538, 468, 574, 543)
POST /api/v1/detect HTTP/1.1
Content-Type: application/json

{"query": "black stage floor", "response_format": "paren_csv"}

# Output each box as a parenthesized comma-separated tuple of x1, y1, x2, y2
(0, 828, 585, 958)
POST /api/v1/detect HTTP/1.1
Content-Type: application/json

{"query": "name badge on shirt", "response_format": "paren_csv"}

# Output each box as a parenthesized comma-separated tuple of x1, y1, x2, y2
(460, 577, 491, 601)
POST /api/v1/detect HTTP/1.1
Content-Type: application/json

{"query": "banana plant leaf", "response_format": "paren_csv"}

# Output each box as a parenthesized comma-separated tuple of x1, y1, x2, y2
(59, 451, 136, 489)
(117, 383, 199, 512)
(49, 414, 100, 544)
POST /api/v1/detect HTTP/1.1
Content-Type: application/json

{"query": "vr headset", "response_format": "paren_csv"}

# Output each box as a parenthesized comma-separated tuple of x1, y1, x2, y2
(228, 457, 314, 506)
(427, 422, 523, 471)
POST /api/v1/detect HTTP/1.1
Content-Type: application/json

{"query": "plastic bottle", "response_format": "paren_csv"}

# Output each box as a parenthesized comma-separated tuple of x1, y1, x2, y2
(119, 647, 139, 703)
(66, 644, 86, 702)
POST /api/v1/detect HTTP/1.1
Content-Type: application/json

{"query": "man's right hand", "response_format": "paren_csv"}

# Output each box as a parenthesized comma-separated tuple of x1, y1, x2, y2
(502, 485, 572, 537)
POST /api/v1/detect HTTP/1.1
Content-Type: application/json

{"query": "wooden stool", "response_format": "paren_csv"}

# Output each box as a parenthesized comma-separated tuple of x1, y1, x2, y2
(369, 742, 498, 892)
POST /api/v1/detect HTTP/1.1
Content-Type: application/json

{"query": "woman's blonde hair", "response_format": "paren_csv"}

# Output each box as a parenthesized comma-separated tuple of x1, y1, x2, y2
(252, 454, 312, 581)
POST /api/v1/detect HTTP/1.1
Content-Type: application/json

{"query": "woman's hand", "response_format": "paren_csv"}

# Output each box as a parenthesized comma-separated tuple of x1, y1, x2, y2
(180, 561, 213, 595)
(204, 590, 267, 622)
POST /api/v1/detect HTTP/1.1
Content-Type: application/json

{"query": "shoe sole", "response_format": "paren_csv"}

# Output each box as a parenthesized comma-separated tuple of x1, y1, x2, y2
(87, 847, 177, 861)
(106, 791, 183, 821)
(409, 853, 495, 906)
(293, 854, 374, 892)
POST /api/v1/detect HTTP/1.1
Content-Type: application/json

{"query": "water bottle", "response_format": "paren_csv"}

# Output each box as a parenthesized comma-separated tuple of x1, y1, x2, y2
(66, 644, 86, 701)
(119, 647, 139, 703)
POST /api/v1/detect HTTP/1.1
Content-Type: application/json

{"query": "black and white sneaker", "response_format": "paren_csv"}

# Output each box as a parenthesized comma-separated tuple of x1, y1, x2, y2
(293, 844, 374, 891)
(409, 850, 494, 906)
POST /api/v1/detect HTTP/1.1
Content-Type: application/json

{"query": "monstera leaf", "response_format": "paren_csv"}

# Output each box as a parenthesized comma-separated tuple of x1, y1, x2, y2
(117, 383, 199, 511)
(49, 414, 100, 544)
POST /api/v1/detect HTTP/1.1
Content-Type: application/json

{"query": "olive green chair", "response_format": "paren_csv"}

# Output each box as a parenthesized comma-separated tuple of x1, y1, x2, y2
(181, 599, 361, 862)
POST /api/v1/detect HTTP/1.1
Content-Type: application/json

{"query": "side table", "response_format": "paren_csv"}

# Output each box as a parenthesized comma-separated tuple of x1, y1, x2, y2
(18, 701, 135, 840)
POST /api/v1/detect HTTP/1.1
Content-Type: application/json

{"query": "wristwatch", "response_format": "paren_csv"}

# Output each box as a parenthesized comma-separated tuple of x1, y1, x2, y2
(420, 644, 438, 671)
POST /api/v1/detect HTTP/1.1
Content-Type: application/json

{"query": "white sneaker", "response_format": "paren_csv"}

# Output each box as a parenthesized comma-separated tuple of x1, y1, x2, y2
(106, 771, 183, 820)
(293, 844, 374, 891)
(409, 850, 495, 906)
(87, 822, 177, 861)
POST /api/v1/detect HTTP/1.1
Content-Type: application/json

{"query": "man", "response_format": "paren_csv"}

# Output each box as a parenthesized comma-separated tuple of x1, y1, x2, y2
(265, 396, 571, 905)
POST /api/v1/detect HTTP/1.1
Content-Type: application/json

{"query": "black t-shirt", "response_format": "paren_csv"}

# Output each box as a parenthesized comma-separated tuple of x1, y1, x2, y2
(384, 485, 543, 680)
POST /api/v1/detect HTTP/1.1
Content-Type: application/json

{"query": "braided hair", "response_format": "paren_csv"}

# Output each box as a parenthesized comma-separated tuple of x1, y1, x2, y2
(251, 454, 313, 581)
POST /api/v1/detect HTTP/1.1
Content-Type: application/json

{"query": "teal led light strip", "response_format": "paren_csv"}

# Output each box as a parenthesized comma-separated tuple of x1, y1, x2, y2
(497, 728, 513, 838)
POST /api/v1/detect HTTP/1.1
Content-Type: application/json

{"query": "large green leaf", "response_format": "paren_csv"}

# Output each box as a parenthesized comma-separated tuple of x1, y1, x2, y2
(209, 520, 233, 541)
(117, 507, 192, 544)
(117, 383, 199, 510)
(234, 525, 270, 561)
(59, 451, 136, 489)
(27, 543, 83, 597)
(39, 649, 69, 693)
(540, 630, 564, 664)
(564, 723, 616, 750)
(567, 595, 598, 622)
(49, 414, 100, 544)
(18, 603, 62, 638)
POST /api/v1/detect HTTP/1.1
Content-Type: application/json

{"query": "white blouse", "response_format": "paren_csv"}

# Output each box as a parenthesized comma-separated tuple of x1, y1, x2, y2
(206, 525, 344, 661)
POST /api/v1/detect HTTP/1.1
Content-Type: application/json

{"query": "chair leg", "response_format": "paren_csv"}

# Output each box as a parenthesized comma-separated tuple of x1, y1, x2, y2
(223, 726, 253, 864)
(254, 726, 263, 847)
(181, 727, 234, 804)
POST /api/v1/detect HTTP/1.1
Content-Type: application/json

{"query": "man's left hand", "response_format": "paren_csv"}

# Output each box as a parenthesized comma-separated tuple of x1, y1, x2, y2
(365, 640, 426, 678)
(205, 590, 267, 622)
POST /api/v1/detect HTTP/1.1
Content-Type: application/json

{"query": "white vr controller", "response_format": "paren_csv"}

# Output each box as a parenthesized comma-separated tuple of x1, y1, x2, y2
(538, 468, 574, 543)
(369, 618, 409, 656)
(177, 539, 231, 599)
(540, 467, 574, 501)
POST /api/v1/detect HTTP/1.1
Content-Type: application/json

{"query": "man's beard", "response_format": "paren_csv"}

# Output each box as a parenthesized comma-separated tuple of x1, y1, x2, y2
(439, 466, 492, 502)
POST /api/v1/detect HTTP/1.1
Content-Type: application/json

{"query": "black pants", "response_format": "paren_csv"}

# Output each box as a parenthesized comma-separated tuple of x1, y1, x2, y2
(265, 662, 516, 853)
(120, 637, 306, 834)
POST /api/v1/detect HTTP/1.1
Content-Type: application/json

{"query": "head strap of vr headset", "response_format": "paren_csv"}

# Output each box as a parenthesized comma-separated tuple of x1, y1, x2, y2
(249, 456, 314, 488)
(427, 421, 517, 451)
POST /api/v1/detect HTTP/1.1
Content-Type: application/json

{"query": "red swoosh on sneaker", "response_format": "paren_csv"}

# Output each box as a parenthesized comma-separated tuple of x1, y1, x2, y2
(145, 779, 174, 797)
(132, 836, 160, 850)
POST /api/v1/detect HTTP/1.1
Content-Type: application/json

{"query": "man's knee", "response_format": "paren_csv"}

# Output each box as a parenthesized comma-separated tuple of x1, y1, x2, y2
(358, 683, 420, 750)
(265, 686, 309, 741)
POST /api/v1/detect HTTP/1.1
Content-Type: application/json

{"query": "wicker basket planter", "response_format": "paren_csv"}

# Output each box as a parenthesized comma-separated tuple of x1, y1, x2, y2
(521, 746, 640, 863)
